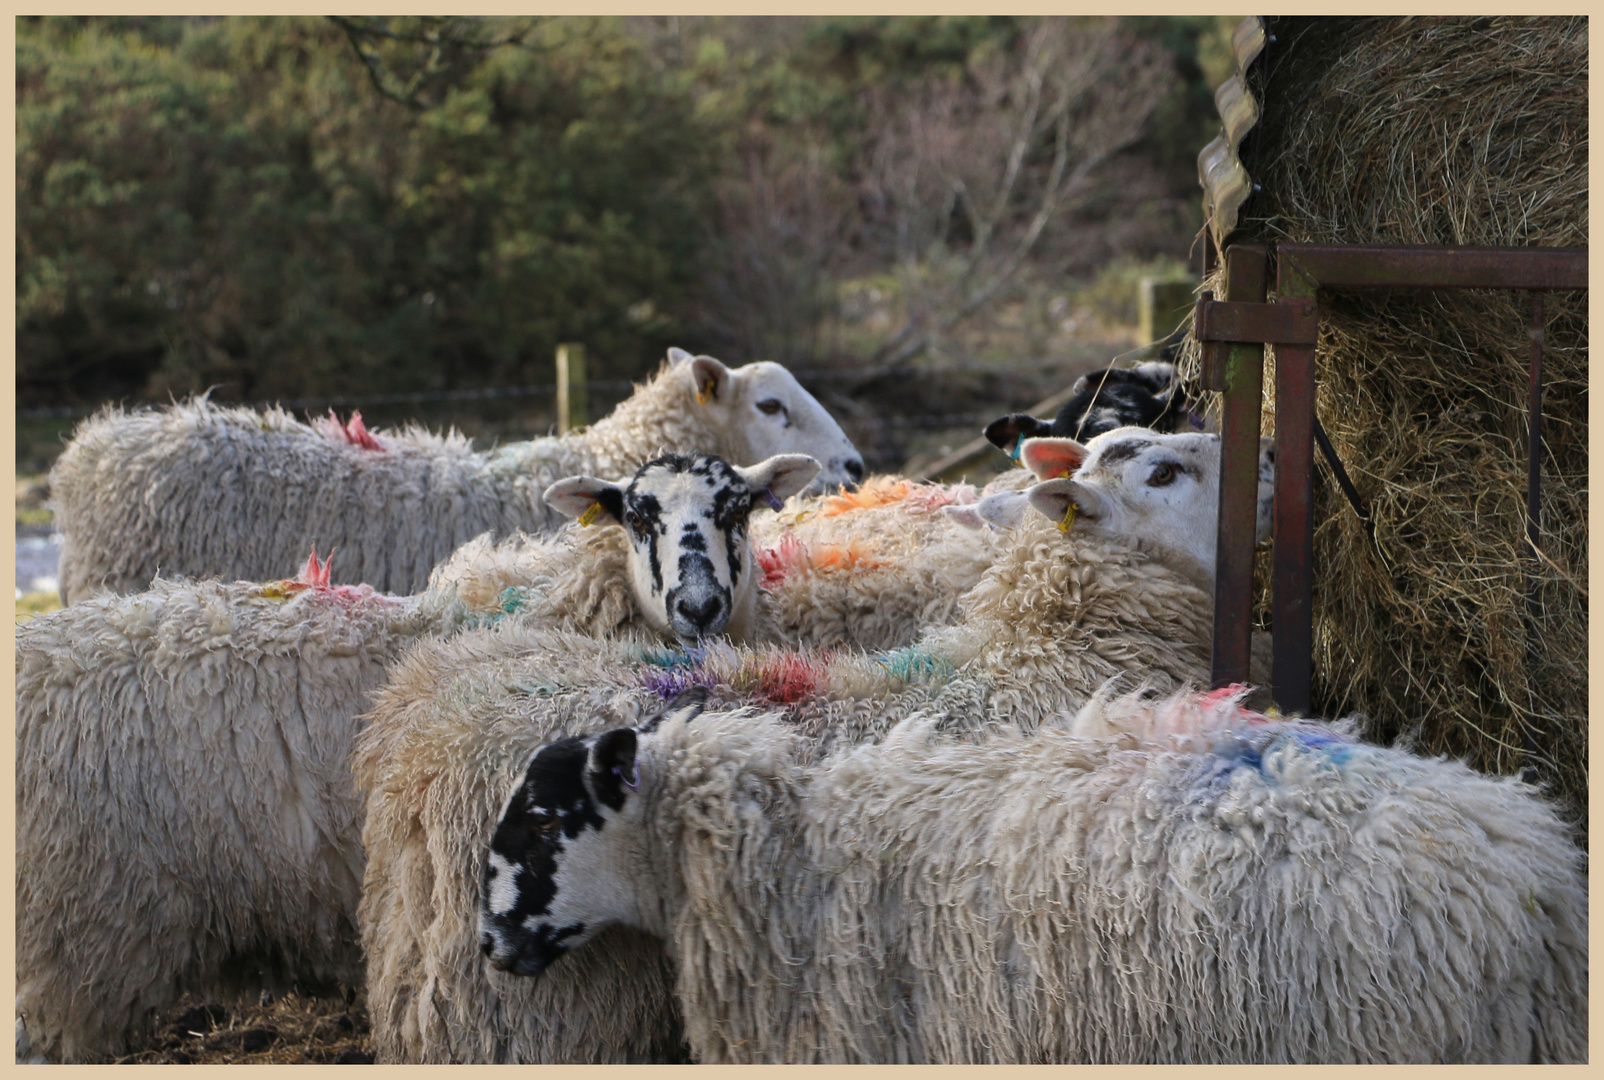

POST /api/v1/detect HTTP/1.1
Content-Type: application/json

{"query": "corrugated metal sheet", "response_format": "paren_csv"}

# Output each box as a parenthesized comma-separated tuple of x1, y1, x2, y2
(1198, 16, 1268, 250)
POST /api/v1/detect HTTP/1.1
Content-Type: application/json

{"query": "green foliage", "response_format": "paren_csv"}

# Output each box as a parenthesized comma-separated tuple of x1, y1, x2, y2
(18, 16, 1208, 416)
(18, 16, 720, 406)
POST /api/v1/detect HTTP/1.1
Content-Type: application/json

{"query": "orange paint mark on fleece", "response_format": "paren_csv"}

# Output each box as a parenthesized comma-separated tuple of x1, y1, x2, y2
(756, 536, 891, 590)
(820, 476, 972, 516)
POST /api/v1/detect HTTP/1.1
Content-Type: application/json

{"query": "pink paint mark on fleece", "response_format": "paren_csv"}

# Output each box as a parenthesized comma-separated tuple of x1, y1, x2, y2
(258, 545, 391, 605)
(317, 409, 385, 451)
(1197, 684, 1270, 724)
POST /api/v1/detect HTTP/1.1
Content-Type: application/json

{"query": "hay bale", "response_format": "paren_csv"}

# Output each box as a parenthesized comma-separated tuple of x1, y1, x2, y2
(1180, 17, 1588, 839)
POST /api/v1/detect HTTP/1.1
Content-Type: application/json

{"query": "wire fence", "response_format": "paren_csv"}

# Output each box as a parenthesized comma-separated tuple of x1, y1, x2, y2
(15, 363, 1051, 423)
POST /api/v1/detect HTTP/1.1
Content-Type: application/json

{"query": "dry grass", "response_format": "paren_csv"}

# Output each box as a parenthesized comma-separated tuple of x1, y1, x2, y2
(1180, 16, 1588, 839)
(111, 992, 372, 1065)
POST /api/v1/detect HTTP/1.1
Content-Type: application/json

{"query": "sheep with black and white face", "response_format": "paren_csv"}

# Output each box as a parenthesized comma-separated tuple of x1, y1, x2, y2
(481, 687, 1588, 1064)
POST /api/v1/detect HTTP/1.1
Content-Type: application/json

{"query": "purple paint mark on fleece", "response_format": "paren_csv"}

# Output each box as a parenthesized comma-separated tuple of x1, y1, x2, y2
(641, 667, 721, 700)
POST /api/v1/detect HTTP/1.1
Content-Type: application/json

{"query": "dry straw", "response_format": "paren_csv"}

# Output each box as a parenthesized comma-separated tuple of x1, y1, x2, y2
(1179, 16, 1588, 839)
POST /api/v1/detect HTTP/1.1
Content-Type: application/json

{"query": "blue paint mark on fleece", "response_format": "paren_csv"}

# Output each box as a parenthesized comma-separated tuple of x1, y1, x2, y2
(637, 646, 708, 670)
(873, 647, 954, 684)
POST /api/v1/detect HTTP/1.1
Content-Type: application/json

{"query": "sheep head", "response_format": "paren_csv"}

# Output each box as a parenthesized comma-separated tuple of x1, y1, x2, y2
(545, 452, 820, 643)
(667, 347, 864, 495)
(479, 688, 708, 980)
(1021, 428, 1276, 585)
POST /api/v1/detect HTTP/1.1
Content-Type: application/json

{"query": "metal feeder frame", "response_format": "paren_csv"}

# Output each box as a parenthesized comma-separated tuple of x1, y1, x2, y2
(1194, 242, 1587, 730)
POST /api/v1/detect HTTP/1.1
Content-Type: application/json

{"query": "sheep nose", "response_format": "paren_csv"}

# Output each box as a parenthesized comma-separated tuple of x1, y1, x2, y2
(843, 458, 865, 486)
(480, 933, 496, 957)
(675, 594, 724, 631)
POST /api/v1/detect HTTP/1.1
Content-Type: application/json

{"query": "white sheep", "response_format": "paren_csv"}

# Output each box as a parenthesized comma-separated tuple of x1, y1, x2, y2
(50, 348, 864, 602)
(14, 452, 818, 1063)
(480, 686, 1589, 1063)
(14, 565, 445, 1063)
(352, 427, 1280, 1061)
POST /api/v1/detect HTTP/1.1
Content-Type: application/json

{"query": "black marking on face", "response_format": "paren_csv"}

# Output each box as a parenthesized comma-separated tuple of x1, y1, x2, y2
(1092, 438, 1155, 466)
(623, 487, 665, 592)
(709, 475, 752, 589)
(480, 734, 621, 976)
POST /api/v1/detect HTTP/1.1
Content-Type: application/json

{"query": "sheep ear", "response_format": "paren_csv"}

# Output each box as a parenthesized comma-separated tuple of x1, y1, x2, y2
(738, 454, 820, 505)
(1027, 478, 1108, 530)
(690, 356, 731, 404)
(944, 505, 986, 531)
(544, 477, 625, 525)
(983, 413, 1052, 452)
(639, 685, 708, 732)
(667, 346, 695, 367)
(1019, 437, 1089, 481)
(588, 728, 640, 798)
(975, 490, 1030, 530)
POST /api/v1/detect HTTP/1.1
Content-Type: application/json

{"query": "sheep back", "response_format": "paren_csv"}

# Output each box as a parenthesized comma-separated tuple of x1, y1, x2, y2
(652, 694, 1588, 1063)
(15, 577, 438, 1062)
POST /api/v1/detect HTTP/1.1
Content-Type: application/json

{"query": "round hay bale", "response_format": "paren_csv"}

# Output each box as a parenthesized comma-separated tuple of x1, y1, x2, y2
(1180, 17, 1587, 840)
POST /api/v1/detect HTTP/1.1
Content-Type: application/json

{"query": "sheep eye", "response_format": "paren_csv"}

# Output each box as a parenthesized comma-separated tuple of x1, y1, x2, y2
(534, 814, 561, 832)
(627, 513, 651, 539)
(756, 399, 785, 416)
(1149, 463, 1178, 487)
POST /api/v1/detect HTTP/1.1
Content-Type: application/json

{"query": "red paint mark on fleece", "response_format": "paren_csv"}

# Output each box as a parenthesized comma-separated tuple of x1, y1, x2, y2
(753, 652, 827, 705)
(757, 535, 806, 589)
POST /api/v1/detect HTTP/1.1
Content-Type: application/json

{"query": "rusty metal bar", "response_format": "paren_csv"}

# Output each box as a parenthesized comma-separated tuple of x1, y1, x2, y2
(1278, 244, 1587, 292)
(1522, 294, 1545, 766)
(1271, 256, 1317, 714)
(1194, 297, 1318, 346)
(1207, 244, 1267, 690)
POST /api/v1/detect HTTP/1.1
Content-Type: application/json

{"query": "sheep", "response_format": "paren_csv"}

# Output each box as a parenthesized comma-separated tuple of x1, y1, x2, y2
(50, 348, 865, 603)
(481, 685, 1589, 1064)
(983, 359, 1196, 457)
(351, 427, 1280, 1062)
(14, 451, 817, 1064)
(13, 559, 446, 1064)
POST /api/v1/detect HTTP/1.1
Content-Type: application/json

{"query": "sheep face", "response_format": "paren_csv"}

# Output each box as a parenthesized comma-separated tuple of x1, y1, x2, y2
(1022, 428, 1276, 584)
(671, 348, 865, 494)
(984, 360, 1186, 454)
(479, 691, 706, 979)
(546, 452, 820, 642)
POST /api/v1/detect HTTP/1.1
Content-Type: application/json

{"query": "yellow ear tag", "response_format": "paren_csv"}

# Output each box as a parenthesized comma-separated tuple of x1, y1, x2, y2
(695, 378, 714, 405)
(578, 501, 603, 527)
(695, 388, 708, 405)
(1057, 501, 1076, 534)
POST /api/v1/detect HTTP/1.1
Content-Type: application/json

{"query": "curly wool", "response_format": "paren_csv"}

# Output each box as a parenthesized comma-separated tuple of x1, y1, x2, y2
(14, 503, 705, 1065)
(352, 515, 1263, 1062)
(751, 470, 1034, 651)
(352, 628, 692, 1063)
(51, 362, 725, 602)
(639, 691, 1588, 1063)
(13, 576, 448, 1063)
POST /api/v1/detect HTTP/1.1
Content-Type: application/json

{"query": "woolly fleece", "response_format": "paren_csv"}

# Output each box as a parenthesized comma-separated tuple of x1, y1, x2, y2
(621, 691, 1589, 1062)
(51, 359, 800, 601)
(14, 576, 445, 1062)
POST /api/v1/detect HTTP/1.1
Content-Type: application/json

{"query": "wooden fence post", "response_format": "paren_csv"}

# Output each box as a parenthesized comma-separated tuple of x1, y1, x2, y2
(556, 343, 588, 435)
